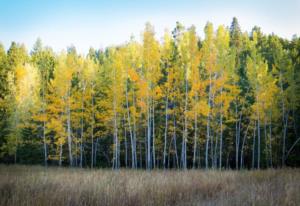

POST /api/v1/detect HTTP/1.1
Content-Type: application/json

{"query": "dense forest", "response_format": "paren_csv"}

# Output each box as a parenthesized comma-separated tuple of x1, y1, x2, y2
(0, 17, 299, 169)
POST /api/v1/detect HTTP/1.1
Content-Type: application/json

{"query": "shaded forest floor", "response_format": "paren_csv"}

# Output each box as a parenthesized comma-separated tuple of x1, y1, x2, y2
(0, 165, 299, 206)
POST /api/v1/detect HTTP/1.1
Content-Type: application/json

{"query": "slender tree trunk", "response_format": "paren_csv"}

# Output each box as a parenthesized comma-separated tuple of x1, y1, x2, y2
(147, 95, 151, 170)
(214, 128, 218, 168)
(152, 100, 156, 169)
(264, 116, 268, 168)
(238, 114, 242, 168)
(163, 94, 169, 169)
(210, 129, 214, 168)
(173, 115, 179, 168)
(219, 95, 223, 169)
(206, 120, 209, 169)
(193, 103, 198, 169)
(112, 78, 119, 169)
(240, 122, 250, 169)
(80, 87, 85, 168)
(235, 101, 239, 169)
(113, 109, 118, 169)
(144, 127, 148, 168)
(91, 92, 94, 169)
(59, 143, 63, 166)
(181, 67, 188, 169)
(205, 71, 212, 169)
(67, 88, 73, 167)
(115, 115, 119, 169)
(94, 138, 99, 166)
(14, 111, 19, 164)
(125, 73, 136, 169)
(75, 138, 78, 167)
(269, 111, 273, 167)
(252, 121, 256, 169)
(257, 100, 261, 169)
(139, 141, 142, 168)
(118, 128, 121, 168)
(210, 91, 215, 168)
(282, 113, 288, 166)
(124, 115, 128, 168)
(58, 114, 63, 167)
(167, 138, 171, 168)
(197, 145, 201, 168)
(132, 89, 137, 168)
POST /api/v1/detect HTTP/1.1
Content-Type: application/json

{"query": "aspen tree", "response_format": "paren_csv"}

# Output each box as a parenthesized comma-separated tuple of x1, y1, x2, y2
(142, 23, 160, 169)
(201, 22, 217, 169)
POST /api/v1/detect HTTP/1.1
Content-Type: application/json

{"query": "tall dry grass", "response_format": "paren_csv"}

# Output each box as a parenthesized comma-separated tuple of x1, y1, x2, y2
(0, 165, 299, 206)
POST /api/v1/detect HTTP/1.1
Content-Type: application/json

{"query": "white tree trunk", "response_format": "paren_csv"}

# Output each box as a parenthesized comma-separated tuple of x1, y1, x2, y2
(80, 87, 85, 168)
(91, 92, 94, 169)
(152, 100, 156, 168)
(147, 96, 151, 170)
(67, 88, 73, 167)
(269, 111, 273, 167)
(252, 121, 256, 169)
(125, 74, 136, 169)
(219, 99, 223, 169)
(257, 98, 261, 169)
(193, 107, 198, 169)
(205, 72, 212, 169)
(163, 94, 169, 169)
(240, 122, 250, 169)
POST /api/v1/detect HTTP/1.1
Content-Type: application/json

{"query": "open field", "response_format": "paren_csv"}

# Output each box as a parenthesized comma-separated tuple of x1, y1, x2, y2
(0, 165, 299, 206)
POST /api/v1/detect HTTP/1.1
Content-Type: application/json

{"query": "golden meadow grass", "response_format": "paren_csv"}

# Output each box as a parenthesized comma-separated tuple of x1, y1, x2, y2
(0, 165, 299, 206)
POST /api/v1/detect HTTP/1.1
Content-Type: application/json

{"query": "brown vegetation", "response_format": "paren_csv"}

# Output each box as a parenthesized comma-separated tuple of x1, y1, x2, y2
(0, 165, 299, 206)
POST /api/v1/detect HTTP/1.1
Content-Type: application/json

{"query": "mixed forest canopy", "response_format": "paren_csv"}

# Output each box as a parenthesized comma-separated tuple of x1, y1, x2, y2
(0, 17, 299, 169)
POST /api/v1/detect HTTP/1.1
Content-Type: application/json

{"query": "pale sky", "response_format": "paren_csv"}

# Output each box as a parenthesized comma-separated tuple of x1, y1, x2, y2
(1, 0, 299, 54)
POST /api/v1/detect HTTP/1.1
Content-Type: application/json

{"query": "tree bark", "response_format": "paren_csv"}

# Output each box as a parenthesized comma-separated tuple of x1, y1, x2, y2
(125, 73, 136, 169)
(240, 122, 250, 169)
(257, 101, 261, 169)
(94, 138, 99, 166)
(59, 142, 63, 166)
(173, 114, 179, 168)
(147, 95, 151, 170)
(219, 93, 223, 169)
(80, 86, 85, 168)
(132, 89, 137, 168)
(235, 101, 239, 169)
(112, 70, 119, 169)
(205, 71, 212, 169)
(67, 88, 73, 167)
(193, 103, 198, 169)
(264, 116, 268, 167)
(163, 94, 169, 169)
(269, 111, 273, 167)
(252, 121, 256, 169)
(152, 99, 156, 169)
(91, 92, 94, 169)
(124, 114, 128, 168)
(181, 66, 188, 169)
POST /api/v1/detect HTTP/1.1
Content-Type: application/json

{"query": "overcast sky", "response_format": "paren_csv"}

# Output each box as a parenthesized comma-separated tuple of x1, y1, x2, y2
(1, 0, 299, 54)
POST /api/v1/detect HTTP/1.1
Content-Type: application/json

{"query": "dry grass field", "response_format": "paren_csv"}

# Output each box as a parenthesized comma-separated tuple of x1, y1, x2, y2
(0, 165, 299, 206)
